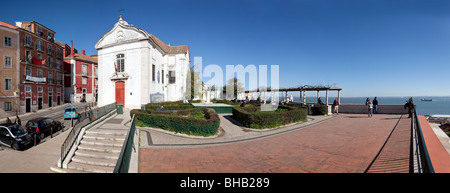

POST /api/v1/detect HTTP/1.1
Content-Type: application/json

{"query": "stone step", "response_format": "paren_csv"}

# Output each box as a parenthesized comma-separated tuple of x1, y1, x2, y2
(67, 162, 114, 173)
(83, 133, 126, 141)
(80, 138, 124, 147)
(85, 129, 128, 136)
(71, 155, 117, 167)
(50, 165, 90, 173)
(74, 149, 120, 160)
(77, 144, 122, 153)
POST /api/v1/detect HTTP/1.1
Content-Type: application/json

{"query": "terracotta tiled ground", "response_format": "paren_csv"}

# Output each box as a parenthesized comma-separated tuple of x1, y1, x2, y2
(365, 115, 411, 173)
(139, 114, 411, 173)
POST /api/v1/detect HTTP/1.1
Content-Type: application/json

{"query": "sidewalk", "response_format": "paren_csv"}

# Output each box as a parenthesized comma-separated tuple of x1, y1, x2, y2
(0, 106, 132, 173)
(0, 126, 71, 172)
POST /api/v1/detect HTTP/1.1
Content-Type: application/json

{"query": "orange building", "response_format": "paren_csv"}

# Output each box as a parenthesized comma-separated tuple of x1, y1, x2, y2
(0, 21, 65, 114)
(0, 22, 20, 117)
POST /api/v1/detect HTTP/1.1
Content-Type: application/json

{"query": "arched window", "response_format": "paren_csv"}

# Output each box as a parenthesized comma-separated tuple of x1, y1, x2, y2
(116, 54, 125, 72)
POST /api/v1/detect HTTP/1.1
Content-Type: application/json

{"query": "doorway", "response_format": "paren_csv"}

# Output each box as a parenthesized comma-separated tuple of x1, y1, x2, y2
(82, 88, 86, 102)
(38, 98, 43, 110)
(115, 81, 125, 106)
(26, 98, 31, 112)
(48, 96, 52, 107)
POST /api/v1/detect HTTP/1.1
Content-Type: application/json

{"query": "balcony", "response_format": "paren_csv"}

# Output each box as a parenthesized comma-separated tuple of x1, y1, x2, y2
(56, 52, 63, 59)
(47, 49, 54, 56)
(23, 39, 35, 49)
(82, 71, 88, 77)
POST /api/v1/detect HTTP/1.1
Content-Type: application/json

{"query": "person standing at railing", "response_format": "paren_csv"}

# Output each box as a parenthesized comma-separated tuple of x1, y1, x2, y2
(365, 98, 373, 117)
(373, 97, 378, 114)
(332, 98, 339, 115)
(405, 97, 415, 118)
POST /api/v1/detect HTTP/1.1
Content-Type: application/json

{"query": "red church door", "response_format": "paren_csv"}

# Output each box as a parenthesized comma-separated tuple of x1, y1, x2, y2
(115, 81, 125, 106)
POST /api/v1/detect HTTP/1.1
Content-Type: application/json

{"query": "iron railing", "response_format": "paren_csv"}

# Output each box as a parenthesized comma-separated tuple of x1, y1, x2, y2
(410, 109, 435, 173)
(113, 114, 136, 173)
(60, 102, 116, 168)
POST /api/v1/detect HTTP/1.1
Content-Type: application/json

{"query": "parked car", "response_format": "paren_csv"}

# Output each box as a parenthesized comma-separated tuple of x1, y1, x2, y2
(24, 117, 64, 140)
(0, 123, 32, 150)
(64, 106, 79, 119)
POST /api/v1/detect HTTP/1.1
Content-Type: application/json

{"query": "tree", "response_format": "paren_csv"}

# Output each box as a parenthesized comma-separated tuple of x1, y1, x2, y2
(185, 66, 203, 100)
(223, 77, 244, 100)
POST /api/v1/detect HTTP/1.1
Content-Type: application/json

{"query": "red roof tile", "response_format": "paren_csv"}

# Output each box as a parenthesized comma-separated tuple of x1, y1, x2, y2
(150, 34, 188, 54)
(0, 21, 18, 30)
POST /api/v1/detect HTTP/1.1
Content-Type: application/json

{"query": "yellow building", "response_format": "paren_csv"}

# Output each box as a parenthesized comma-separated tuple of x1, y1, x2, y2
(0, 22, 20, 117)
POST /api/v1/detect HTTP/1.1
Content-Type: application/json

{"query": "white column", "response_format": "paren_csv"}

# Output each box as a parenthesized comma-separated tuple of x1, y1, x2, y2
(317, 90, 320, 102)
(338, 90, 341, 104)
(326, 90, 329, 105)
(300, 90, 302, 103)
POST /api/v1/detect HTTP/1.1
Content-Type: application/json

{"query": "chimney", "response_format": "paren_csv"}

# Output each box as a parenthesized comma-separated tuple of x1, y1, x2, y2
(82, 50, 85, 55)
(70, 40, 74, 57)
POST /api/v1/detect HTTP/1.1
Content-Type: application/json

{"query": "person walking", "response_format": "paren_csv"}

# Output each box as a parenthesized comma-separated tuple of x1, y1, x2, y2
(5, 117, 11, 124)
(332, 98, 339, 115)
(365, 98, 373, 117)
(373, 97, 378, 114)
(14, 115, 21, 126)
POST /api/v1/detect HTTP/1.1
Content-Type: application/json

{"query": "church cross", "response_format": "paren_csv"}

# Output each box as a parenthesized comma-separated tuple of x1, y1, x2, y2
(119, 8, 125, 16)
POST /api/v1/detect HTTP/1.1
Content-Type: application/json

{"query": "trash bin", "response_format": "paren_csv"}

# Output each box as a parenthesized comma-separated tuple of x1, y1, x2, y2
(116, 104, 123, 114)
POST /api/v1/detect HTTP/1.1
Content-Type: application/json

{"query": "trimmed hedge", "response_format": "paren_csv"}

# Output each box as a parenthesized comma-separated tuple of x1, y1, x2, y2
(232, 105, 307, 129)
(311, 105, 328, 115)
(145, 101, 194, 110)
(130, 108, 220, 137)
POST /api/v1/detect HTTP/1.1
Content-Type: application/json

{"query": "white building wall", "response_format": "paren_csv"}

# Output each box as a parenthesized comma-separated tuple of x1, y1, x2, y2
(96, 17, 189, 109)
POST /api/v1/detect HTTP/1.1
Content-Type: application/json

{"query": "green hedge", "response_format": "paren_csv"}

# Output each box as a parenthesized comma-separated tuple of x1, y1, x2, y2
(145, 101, 194, 111)
(130, 108, 220, 137)
(311, 105, 328, 115)
(232, 105, 307, 129)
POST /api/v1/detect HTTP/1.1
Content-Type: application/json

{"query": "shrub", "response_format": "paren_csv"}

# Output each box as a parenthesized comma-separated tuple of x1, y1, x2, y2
(311, 105, 328, 115)
(232, 105, 307, 129)
(130, 108, 220, 137)
(145, 101, 194, 111)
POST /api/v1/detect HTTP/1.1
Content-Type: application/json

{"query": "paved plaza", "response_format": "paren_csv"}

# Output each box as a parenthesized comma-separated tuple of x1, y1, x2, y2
(138, 113, 411, 173)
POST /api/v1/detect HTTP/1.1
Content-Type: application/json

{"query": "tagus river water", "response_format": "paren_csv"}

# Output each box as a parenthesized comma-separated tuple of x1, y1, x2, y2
(287, 96, 450, 115)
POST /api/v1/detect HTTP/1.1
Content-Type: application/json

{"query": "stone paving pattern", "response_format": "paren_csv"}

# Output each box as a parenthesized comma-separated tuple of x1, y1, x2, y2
(139, 114, 411, 173)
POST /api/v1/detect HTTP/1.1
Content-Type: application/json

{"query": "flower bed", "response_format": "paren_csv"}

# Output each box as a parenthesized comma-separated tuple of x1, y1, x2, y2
(130, 108, 220, 137)
(232, 105, 307, 129)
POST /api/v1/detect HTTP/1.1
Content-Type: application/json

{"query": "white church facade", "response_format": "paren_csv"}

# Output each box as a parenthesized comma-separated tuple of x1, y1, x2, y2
(95, 16, 190, 109)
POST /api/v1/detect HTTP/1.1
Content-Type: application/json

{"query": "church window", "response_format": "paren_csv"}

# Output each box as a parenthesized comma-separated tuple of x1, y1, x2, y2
(116, 54, 125, 72)
(169, 71, 176, 84)
(152, 64, 155, 81)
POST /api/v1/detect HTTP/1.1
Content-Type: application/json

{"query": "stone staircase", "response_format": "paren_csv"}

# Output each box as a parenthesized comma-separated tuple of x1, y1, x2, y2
(51, 120, 128, 173)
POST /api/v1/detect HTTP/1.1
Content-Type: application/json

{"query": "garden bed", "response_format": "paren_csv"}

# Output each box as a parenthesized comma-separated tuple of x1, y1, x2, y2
(130, 108, 220, 137)
(232, 105, 307, 129)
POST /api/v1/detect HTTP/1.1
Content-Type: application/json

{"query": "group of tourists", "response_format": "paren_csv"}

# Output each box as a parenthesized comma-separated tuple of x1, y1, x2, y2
(365, 97, 379, 117)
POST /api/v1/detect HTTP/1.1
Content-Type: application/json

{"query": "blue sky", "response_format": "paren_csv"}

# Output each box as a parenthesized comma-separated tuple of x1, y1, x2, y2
(3, 0, 450, 97)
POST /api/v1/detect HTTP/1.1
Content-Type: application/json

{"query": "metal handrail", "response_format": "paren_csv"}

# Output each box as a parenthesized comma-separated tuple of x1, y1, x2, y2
(60, 102, 116, 168)
(411, 110, 435, 173)
(113, 114, 136, 173)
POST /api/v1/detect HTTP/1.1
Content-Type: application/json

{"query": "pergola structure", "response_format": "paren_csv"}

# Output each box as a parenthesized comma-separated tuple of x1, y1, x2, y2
(244, 86, 342, 105)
